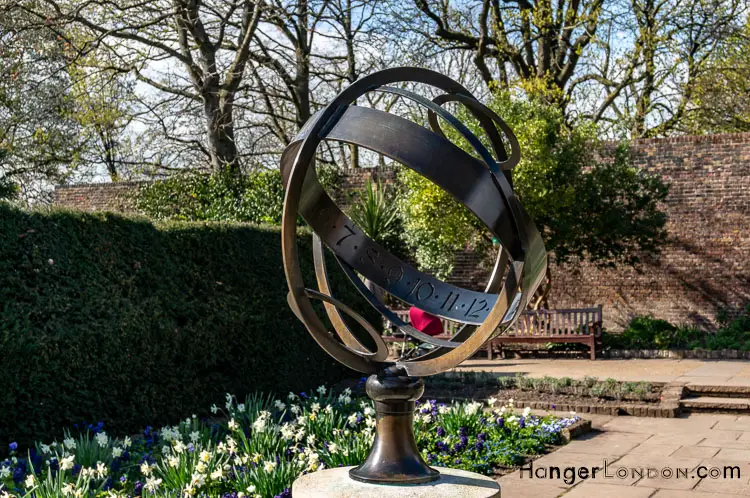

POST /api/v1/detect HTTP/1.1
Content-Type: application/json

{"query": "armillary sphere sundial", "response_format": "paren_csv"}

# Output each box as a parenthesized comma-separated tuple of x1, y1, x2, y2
(281, 67, 547, 486)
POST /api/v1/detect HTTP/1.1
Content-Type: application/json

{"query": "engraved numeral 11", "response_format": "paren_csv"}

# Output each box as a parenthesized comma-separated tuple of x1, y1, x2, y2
(441, 291, 460, 311)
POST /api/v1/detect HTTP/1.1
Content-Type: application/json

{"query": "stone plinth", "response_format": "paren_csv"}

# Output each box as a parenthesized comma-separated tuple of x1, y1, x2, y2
(292, 466, 500, 497)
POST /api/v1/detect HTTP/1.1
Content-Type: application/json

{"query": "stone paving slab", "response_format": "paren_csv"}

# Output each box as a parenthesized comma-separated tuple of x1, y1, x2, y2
(641, 433, 707, 446)
(683, 363, 744, 377)
(563, 482, 657, 497)
(465, 358, 750, 496)
(715, 417, 750, 431)
(652, 490, 721, 497)
(558, 439, 641, 457)
(670, 445, 720, 459)
(714, 448, 750, 461)
(495, 475, 567, 497)
(676, 376, 733, 384)
(495, 412, 750, 497)
(693, 476, 750, 495)
(698, 437, 750, 449)
(630, 443, 683, 457)
(697, 458, 750, 479)
(457, 358, 750, 387)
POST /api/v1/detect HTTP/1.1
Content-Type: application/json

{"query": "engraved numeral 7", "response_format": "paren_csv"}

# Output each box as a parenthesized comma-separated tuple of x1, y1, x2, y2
(336, 225, 356, 246)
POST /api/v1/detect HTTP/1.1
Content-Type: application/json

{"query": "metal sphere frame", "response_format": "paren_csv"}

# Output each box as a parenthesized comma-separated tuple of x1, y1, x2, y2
(281, 67, 547, 484)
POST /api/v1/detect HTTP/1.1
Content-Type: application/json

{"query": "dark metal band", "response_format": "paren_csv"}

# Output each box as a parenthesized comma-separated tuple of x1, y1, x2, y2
(281, 67, 546, 376)
(281, 106, 519, 324)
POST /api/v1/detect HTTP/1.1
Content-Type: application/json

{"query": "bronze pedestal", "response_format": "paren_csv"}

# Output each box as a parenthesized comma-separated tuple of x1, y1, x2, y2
(349, 371, 439, 484)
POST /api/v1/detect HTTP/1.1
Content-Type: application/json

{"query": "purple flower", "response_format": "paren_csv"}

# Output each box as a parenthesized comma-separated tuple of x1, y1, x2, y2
(436, 427, 445, 437)
(12, 467, 24, 484)
(8, 442, 17, 452)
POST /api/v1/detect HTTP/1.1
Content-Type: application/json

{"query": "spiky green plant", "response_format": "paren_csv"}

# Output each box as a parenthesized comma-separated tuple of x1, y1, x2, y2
(348, 179, 399, 244)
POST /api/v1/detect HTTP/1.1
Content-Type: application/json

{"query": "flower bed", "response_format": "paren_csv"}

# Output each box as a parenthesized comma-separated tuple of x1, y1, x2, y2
(0, 387, 579, 498)
(425, 372, 661, 403)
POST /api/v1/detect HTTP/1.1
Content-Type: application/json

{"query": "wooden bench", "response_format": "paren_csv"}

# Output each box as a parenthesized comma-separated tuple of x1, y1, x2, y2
(383, 306, 603, 360)
(487, 306, 603, 360)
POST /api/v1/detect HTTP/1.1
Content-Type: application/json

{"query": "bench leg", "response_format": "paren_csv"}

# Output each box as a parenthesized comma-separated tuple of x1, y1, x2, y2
(487, 341, 493, 360)
(590, 337, 596, 360)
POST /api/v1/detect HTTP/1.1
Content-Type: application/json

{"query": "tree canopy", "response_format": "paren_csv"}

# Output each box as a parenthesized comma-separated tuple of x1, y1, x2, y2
(2, 0, 746, 191)
(399, 93, 669, 279)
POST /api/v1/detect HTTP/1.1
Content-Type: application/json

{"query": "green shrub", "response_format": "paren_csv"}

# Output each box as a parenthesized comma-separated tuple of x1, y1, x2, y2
(625, 316, 677, 348)
(0, 203, 378, 447)
(133, 167, 342, 224)
(603, 308, 750, 350)
(603, 315, 682, 349)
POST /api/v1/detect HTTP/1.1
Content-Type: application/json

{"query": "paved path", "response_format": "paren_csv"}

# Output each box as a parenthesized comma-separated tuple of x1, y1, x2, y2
(457, 358, 750, 386)
(498, 412, 750, 497)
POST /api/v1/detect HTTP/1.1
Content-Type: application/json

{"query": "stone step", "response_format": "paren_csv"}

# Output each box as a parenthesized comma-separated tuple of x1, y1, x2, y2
(685, 385, 750, 397)
(680, 396, 750, 412)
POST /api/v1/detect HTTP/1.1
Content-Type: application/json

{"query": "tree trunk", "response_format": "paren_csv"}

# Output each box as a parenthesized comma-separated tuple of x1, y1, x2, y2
(204, 88, 239, 173)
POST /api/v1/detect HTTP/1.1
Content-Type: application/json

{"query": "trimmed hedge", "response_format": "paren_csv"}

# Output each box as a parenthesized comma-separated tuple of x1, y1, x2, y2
(0, 204, 375, 447)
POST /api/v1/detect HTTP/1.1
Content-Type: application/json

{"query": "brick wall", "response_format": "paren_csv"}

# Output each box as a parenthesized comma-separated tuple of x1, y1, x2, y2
(550, 133, 750, 330)
(330, 166, 399, 206)
(51, 181, 146, 213)
(51, 133, 750, 330)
